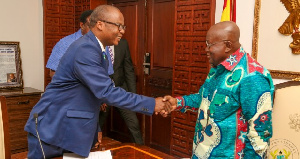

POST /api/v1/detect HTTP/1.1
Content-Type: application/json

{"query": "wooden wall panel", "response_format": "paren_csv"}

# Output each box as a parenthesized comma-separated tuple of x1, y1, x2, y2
(171, 0, 215, 157)
(173, 0, 213, 96)
(44, 0, 76, 88)
(44, 0, 109, 87)
(75, 0, 91, 30)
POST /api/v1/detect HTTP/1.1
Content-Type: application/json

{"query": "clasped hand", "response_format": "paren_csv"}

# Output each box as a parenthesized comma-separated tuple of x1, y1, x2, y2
(154, 96, 177, 117)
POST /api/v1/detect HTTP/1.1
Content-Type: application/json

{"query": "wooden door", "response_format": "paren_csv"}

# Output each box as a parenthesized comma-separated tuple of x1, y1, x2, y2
(106, 0, 175, 153)
(144, 0, 175, 153)
(105, 0, 147, 143)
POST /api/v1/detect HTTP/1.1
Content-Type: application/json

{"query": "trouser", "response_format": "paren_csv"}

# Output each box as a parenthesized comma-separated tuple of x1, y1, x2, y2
(27, 133, 71, 159)
(99, 106, 144, 145)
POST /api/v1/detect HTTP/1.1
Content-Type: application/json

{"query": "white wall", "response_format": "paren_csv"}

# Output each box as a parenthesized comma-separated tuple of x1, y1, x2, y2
(215, 0, 289, 85)
(0, 0, 44, 91)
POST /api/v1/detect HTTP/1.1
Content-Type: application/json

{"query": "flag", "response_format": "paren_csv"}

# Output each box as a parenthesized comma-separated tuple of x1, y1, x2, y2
(221, 0, 236, 22)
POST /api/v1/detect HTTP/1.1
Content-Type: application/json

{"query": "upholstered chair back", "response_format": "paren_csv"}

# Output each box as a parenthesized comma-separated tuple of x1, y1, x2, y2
(269, 81, 300, 158)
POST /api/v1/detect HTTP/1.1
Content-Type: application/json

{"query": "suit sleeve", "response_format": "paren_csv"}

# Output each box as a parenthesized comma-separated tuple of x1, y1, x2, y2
(123, 39, 137, 93)
(73, 42, 155, 115)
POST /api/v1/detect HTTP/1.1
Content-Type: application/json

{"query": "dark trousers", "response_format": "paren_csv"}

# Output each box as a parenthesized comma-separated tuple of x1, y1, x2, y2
(99, 106, 144, 144)
(27, 133, 70, 159)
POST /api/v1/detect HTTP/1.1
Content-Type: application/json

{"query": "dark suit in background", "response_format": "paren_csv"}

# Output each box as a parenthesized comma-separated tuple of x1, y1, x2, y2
(99, 39, 144, 144)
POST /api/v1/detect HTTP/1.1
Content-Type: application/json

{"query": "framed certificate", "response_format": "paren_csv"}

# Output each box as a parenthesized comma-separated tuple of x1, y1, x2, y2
(0, 41, 23, 89)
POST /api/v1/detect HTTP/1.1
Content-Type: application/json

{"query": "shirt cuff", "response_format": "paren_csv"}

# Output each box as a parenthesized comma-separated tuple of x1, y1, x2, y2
(176, 96, 184, 110)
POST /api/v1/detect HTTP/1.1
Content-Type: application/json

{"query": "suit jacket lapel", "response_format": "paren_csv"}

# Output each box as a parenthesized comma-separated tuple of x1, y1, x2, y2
(86, 31, 103, 52)
(86, 31, 109, 70)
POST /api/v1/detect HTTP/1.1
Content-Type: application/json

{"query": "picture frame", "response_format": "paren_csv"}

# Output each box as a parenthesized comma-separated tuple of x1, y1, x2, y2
(252, 0, 300, 79)
(0, 41, 23, 89)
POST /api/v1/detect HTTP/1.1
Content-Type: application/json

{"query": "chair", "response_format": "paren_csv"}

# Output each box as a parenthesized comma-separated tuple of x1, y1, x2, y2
(0, 96, 11, 159)
(269, 81, 300, 158)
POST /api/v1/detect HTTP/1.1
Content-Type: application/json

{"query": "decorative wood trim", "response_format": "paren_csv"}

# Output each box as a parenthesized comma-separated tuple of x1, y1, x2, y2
(275, 81, 300, 90)
(270, 70, 300, 79)
(251, 0, 260, 60)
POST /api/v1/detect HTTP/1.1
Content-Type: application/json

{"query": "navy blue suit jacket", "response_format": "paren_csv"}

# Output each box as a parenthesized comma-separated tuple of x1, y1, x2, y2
(25, 31, 155, 157)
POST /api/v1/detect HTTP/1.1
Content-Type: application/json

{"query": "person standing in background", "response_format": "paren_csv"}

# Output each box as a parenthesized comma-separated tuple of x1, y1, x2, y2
(46, 10, 94, 77)
(99, 38, 144, 144)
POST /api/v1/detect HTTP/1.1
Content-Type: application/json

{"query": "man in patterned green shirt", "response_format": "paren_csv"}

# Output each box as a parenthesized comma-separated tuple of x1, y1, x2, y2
(165, 21, 274, 158)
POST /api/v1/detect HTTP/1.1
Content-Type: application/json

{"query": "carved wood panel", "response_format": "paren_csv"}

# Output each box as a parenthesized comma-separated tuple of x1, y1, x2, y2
(171, 0, 215, 157)
(44, 0, 77, 87)
(75, 0, 91, 30)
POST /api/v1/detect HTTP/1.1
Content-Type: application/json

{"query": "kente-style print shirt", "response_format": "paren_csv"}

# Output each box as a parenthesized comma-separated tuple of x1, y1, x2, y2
(176, 47, 274, 159)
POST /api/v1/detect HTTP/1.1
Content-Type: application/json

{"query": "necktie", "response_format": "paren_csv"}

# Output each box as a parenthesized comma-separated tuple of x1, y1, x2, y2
(104, 47, 114, 75)
(108, 46, 114, 64)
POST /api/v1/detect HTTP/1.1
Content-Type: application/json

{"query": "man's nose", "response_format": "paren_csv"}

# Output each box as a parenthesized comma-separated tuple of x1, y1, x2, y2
(120, 29, 125, 34)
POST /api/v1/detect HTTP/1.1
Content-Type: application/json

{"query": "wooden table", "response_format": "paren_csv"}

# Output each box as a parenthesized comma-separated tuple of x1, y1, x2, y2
(11, 137, 178, 159)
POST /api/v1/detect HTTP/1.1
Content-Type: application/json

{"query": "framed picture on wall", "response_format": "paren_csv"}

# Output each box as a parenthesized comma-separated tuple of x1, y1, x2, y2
(252, 0, 300, 79)
(0, 41, 23, 89)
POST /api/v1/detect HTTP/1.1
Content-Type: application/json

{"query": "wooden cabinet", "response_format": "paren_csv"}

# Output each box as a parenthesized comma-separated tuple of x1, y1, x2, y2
(0, 87, 42, 154)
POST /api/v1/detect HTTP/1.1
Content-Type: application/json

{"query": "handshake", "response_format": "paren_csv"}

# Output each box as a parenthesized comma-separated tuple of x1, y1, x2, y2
(154, 95, 177, 117)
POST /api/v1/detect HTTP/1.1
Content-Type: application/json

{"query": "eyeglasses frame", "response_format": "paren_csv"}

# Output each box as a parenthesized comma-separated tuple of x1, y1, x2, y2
(205, 40, 231, 49)
(98, 19, 126, 31)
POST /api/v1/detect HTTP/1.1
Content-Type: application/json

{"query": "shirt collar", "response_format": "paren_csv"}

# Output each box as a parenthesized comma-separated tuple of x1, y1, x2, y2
(75, 29, 83, 38)
(220, 46, 246, 71)
(95, 36, 105, 52)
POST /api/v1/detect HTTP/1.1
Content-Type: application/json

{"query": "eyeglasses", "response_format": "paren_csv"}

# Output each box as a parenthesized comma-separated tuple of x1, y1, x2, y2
(205, 40, 230, 49)
(98, 20, 126, 31)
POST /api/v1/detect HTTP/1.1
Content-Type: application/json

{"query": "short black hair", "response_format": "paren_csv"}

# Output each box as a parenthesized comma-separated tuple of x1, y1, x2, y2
(80, 10, 93, 23)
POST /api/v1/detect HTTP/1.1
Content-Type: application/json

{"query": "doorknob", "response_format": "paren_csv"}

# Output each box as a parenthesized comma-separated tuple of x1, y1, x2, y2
(143, 52, 150, 75)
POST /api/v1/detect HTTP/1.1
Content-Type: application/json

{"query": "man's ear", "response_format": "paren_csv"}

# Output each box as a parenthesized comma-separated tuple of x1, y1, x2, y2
(224, 41, 232, 53)
(80, 22, 84, 29)
(96, 21, 104, 31)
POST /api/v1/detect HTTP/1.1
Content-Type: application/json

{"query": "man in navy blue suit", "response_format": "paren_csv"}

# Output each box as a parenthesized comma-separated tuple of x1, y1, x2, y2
(24, 5, 170, 158)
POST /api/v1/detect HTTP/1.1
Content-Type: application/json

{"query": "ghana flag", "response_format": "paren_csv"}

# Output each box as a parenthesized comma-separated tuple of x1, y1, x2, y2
(221, 0, 236, 22)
